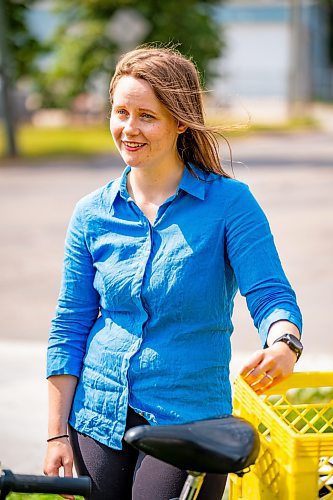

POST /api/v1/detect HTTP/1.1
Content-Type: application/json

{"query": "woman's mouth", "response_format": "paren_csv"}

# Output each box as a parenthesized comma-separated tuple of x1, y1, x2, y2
(122, 141, 146, 151)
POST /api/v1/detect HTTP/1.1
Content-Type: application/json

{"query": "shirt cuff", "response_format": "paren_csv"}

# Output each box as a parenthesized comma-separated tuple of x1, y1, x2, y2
(46, 351, 82, 378)
(258, 309, 303, 347)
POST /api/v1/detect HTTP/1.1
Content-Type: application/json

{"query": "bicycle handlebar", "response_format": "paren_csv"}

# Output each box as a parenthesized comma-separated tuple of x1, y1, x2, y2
(0, 469, 91, 499)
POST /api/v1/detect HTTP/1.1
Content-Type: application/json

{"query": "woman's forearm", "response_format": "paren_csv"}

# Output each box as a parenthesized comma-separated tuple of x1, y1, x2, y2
(47, 375, 78, 437)
(266, 320, 301, 347)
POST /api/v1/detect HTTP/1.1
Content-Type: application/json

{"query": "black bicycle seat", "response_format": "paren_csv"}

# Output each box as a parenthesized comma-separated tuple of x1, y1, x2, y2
(124, 415, 260, 474)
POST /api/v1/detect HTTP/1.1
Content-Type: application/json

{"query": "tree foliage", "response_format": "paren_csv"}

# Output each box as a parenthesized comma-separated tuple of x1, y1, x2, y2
(324, 0, 333, 63)
(35, 0, 224, 107)
(4, 0, 43, 81)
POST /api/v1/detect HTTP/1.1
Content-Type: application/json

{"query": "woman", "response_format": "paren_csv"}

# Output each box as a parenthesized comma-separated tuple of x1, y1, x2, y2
(44, 47, 302, 500)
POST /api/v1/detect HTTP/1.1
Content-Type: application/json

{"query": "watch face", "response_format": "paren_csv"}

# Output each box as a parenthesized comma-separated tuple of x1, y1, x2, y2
(291, 337, 303, 350)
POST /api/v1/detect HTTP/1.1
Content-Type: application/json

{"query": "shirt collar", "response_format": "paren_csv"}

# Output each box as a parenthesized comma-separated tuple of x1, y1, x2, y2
(106, 166, 130, 210)
(178, 163, 206, 201)
(119, 165, 131, 201)
(107, 163, 206, 211)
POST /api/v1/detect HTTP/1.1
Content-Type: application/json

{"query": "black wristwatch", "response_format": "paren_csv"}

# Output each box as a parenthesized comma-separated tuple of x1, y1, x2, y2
(272, 334, 303, 362)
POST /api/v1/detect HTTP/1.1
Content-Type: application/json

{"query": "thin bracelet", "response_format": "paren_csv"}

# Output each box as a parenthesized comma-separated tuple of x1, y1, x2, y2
(47, 434, 69, 442)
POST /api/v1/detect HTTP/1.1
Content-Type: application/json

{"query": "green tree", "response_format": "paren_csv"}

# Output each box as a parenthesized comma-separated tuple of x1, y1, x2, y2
(0, 0, 43, 156)
(324, 0, 333, 64)
(5, 0, 43, 81)
(36, 0, 224, 108)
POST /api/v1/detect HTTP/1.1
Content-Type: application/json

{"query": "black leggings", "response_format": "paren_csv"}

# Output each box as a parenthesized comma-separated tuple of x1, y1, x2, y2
(69, 407, 227, 500)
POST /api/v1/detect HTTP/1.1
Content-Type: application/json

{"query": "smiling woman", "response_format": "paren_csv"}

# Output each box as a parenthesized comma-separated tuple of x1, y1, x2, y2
(45, 45, 302, 500)
(110, 76, 187, 223)
(110, 76, 185, 172)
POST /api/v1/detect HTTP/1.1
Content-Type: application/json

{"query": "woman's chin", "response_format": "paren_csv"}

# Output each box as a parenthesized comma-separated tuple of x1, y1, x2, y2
(120, 154, 145, 168)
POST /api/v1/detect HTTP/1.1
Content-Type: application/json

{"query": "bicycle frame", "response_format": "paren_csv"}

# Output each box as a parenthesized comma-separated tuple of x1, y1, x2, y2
(178, 471, 205, 500)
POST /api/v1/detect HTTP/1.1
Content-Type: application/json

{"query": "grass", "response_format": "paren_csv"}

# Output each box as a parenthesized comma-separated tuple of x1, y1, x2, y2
(7, 496, 83, 500)
(206, 114, 319, 134)
(0, 124, 116, 159)
(0, 114, 319, 160)
(6, 491, 228, 500)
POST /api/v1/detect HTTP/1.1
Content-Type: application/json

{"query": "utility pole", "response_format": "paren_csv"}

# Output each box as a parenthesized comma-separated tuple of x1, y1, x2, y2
(288, 0, 311, 119)
(0, 0, 18, 157)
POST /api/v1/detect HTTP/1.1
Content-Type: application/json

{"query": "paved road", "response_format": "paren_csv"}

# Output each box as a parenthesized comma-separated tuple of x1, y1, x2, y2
(0, 131, 332, 473)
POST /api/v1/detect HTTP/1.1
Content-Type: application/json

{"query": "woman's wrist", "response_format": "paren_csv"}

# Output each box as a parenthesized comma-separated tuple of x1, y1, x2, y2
(47, 433, 69, 443)
(266, 320, 301, 347)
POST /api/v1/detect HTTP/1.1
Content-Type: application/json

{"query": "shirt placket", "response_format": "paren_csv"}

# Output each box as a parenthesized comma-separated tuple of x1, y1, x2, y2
(122, 195, 179, 426)
(113, 199, 154, 432)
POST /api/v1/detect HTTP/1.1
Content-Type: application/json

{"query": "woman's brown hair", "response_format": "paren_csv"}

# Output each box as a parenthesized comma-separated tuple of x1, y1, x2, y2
(109, 46, 231, 178)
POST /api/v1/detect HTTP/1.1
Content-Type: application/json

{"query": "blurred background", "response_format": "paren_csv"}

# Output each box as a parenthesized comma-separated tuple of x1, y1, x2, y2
(1, 0, 333, 157)
(0, 0, 332, 477)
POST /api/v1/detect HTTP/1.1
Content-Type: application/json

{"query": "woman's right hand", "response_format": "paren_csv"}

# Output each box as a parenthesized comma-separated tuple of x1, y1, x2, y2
(45, 375, 78, 499)
(44, 437, 75, 500)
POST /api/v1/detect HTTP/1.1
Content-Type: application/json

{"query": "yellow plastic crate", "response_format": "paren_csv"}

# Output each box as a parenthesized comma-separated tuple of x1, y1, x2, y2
(230, 372, 333, 500)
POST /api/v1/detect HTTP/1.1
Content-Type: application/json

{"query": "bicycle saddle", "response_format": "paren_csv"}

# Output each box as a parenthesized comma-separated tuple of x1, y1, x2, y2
(124, 415, 260, 474)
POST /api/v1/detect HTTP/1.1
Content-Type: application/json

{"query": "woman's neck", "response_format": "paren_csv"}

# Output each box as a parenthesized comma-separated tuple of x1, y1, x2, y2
(127, 160, 185, 206)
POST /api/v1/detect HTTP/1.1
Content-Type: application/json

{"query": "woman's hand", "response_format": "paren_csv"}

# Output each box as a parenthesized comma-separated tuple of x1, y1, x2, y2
(44, 437, 75, 500)
(240, 341, 297, 394)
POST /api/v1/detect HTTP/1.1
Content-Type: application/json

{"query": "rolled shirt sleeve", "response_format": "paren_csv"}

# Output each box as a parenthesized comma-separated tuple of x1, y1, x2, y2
(47, 201, 100, 378)
(225, 182, 302, 346)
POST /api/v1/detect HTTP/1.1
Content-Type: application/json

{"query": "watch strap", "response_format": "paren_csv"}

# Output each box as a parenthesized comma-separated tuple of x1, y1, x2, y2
(272, 333, 303, 361)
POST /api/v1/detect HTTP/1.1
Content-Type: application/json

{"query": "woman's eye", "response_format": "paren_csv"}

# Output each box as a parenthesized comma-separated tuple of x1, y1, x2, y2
(116, 109, 127, 116)
(142, 113, 154, 119)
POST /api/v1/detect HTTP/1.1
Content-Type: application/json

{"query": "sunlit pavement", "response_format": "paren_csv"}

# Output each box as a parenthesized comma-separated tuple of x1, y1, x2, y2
(0, 131, 332, 473)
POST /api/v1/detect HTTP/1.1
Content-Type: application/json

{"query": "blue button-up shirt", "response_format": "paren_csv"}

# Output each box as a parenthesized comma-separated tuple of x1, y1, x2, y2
(47, 163, 302, 449)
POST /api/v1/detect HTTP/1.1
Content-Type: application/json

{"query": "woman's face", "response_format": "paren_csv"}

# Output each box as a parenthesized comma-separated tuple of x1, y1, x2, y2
(110, 76, 185, 172)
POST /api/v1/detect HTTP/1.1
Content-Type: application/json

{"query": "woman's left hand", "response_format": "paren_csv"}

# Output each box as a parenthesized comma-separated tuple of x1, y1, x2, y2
(240, 341, 298, 394)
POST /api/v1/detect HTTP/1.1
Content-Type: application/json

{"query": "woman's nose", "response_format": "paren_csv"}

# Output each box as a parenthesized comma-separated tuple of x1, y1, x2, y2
(123, 117, 139, 135)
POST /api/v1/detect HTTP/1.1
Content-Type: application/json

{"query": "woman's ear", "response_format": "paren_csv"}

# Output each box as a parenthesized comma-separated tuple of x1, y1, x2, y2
(177, 122, 188, 134)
